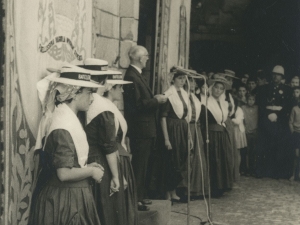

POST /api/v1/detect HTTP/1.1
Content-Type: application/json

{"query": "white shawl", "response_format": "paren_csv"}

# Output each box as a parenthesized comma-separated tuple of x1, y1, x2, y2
(47, 103, 89, 168)
(232, 106, 245, 133)
(190, 93, 201, 122)
(207, 95, 229, 127)
(220, 92, 235, 116)
(164, 85, 191, 122)
(87, 93, 128, 151)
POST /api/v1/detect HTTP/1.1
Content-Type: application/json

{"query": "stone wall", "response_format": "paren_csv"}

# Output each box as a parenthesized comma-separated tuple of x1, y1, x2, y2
(92, 0, 140, 110)
(93, 0, 139, 72)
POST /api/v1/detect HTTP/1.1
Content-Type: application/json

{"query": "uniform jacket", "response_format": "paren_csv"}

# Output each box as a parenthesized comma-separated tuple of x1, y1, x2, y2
(123, 65, 159, 138)
(256, 83, 292, 124)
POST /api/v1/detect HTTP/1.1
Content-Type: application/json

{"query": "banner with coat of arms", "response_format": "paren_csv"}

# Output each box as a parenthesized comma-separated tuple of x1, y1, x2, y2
(4, 0, 92, 224)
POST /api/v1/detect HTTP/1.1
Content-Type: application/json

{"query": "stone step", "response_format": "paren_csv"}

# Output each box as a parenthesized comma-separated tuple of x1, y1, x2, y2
(138, 200, 171, 225)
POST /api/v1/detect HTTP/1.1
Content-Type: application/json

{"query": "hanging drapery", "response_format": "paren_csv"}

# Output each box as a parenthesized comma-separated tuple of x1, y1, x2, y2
(153, 0, 190, 94)
(178, 4, 187, 67)
(153, 0, 171, 94)
(3, 0, 92, 224)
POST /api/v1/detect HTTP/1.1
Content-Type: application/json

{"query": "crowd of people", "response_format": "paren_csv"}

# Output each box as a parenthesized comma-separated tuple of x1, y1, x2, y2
(27, 44, 300, 225)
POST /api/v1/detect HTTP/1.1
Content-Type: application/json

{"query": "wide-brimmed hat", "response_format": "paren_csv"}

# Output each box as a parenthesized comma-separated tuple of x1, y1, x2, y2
(208, 74, 230, 89)
(272, 65, 284, 76)
(46, 65, 103, 88)
(106, 73, 132, 85)
(224, 69, 239, 79)
(46, 63, 73, 73)
(80, 58, 131, 85)
(79, 58, 118, 75)
(172, 70, 187, 77)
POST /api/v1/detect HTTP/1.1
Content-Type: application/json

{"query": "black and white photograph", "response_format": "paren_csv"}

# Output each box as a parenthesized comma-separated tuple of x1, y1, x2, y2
(1, 0, 300, 224)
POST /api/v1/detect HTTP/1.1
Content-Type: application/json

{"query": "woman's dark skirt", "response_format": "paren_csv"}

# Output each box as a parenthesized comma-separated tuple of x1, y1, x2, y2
(164, 117, 188, 191)
(28, 177, 101, 225)
(225, 118, 239, 181)
(88, 153, 127, 225)
(207, 124, 234, 193)
(189, 123, 209, 196)
(118, 144, 138, 225)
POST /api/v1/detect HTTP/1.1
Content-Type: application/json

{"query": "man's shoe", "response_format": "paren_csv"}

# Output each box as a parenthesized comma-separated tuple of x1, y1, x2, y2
(141, 199, 152, 205)
(138, 204, 150, 211)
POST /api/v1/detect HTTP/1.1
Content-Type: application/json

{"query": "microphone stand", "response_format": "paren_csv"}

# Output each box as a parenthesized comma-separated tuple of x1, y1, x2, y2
(173, 66, 227, 225)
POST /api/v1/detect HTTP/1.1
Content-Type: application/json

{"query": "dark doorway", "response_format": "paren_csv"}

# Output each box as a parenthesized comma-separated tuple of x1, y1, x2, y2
(137, 0, 157, 89)
(190, 0, 300, 81)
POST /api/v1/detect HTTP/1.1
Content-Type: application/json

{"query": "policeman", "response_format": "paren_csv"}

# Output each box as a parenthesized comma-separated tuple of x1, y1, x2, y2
(256, 65, 293, 179)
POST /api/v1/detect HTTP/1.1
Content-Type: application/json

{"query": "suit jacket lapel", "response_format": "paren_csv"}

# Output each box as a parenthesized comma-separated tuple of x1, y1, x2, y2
(130, 66, 153, 96)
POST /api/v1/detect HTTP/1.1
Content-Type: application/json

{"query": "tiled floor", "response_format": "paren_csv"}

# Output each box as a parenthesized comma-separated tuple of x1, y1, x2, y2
(169, 176, 300, 225)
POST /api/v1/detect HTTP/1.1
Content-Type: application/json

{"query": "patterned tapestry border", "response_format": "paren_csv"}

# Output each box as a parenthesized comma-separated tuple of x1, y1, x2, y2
(0, 0, 4, 221)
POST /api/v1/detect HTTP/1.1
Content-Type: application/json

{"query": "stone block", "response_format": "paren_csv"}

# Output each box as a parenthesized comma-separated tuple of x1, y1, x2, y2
(121, 18, 138, 41)
(120, 40, 136, 68)
(95, 37, 119, 66)
(120, 0, 139, 19)
(138, 200, 171, 225)
(99, 11, 120, 39)
(94, 0, 119, 16)
(94, 8, 101, 35)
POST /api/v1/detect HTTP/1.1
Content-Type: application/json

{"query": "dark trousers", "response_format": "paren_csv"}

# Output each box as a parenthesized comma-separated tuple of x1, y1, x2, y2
(130, 137, 155, 202)
(256, 120, 293, 178)
(246, 132, 257, 174)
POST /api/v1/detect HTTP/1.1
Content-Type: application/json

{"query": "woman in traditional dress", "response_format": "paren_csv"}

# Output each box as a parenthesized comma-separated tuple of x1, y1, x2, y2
(29, 65, 103, 225)
(160, 70, 190, 201)
(83, 58, 138, 225)
(86, 69, 138, 225)
(185, 77, 209, 198)
(222, 72, 240, 181)
(200, 75, 234, 197)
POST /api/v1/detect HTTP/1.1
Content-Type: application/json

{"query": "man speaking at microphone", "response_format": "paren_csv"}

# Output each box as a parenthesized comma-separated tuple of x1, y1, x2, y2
(123, 45, 167, 209)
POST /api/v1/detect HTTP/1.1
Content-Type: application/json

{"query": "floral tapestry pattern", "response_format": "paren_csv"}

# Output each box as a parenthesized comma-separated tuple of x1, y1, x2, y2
(155, 0, 171, 94)
(3, 0, 92, 224)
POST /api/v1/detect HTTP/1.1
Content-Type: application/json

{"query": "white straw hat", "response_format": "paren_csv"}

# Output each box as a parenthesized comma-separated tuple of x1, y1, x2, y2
(208, 74, 230, 89)
(224, 69, 239, 79)
(106, 72, 132, 85)
(82, 58, 132, 85)
(46, 64, 103, 88)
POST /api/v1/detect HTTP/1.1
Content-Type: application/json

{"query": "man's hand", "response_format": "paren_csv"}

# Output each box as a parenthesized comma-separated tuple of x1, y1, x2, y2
(268, 113, 277, 122)
(154, 94, 167, 104)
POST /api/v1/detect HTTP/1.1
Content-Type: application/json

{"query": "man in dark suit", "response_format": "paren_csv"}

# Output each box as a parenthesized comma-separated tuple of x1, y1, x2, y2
(123, 45, 167, 207)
